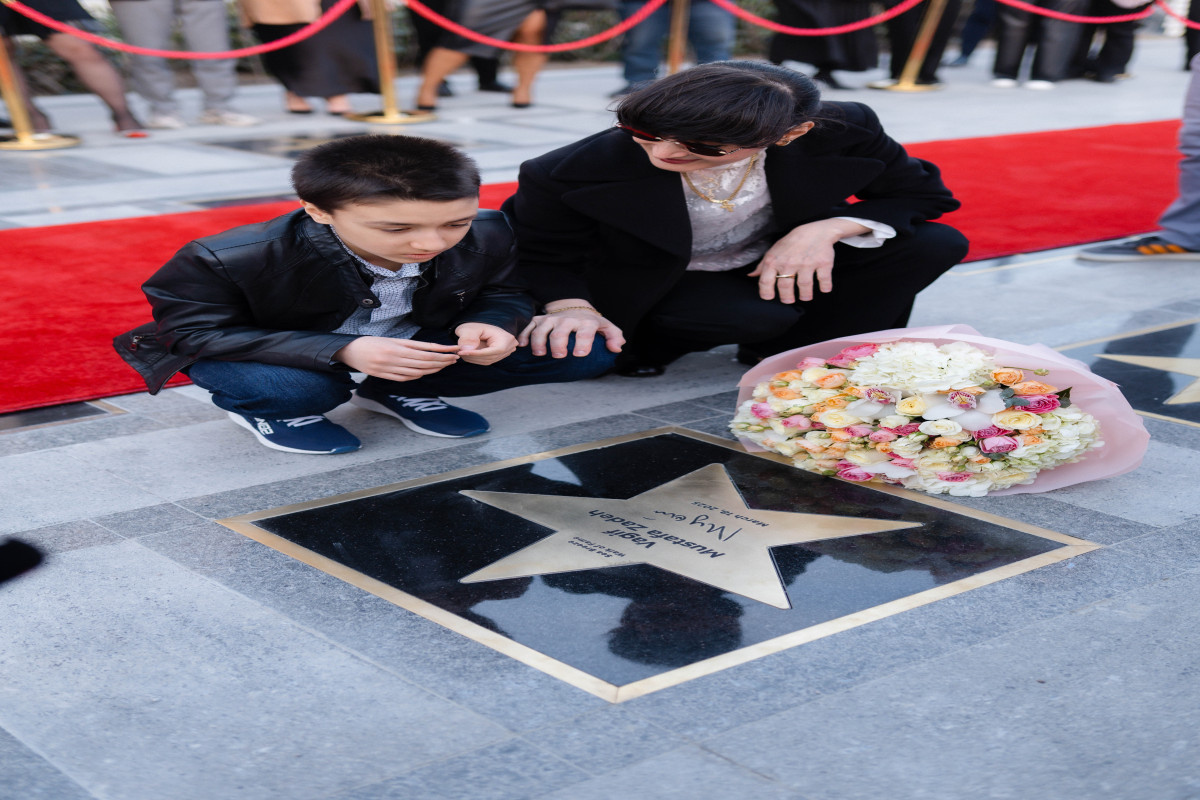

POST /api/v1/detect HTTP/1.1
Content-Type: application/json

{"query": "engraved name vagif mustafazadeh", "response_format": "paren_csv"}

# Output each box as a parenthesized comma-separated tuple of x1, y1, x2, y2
(460, 463, 920, 609)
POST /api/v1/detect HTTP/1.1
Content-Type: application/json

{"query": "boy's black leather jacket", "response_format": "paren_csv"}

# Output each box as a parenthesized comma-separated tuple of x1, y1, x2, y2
(114, 208, 535, 394)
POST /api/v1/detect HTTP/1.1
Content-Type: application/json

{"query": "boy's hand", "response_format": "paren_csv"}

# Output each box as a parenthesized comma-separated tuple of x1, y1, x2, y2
(454, 323, 518, 365)
(518, 301, 625, 358)
(333, 336, 460, 381)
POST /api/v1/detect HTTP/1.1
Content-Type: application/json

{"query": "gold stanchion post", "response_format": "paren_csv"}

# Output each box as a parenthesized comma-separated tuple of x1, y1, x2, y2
(881, 0, 948, 92)
(344, 0, 436, 124)
(665, 0, 690, 75)
(0, 30, 80, 150)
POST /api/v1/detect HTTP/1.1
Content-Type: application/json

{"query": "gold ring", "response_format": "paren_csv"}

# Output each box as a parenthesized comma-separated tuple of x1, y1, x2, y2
(775, 274, 796, 280)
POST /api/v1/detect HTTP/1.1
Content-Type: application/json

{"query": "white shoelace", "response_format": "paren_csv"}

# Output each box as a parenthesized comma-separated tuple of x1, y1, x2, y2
(391, 396, 447, 412)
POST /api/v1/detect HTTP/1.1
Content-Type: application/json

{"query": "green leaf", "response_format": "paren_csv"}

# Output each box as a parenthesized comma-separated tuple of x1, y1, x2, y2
(1058, 387, 1073, 408)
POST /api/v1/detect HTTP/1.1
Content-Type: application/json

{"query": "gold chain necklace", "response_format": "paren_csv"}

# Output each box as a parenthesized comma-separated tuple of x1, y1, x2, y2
(682, 153, 759, 212)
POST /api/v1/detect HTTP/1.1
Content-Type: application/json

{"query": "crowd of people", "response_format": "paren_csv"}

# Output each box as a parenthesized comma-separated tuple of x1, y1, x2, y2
(1, 0, 1192, 136)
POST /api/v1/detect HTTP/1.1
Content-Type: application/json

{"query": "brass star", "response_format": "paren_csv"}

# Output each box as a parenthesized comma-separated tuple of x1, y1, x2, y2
(1095, 354, 1200, 405)
(459, 464, 920, 609)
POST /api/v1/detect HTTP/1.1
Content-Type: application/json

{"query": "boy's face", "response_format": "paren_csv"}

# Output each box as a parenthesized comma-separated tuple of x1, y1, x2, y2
(303, 196, 479, 270)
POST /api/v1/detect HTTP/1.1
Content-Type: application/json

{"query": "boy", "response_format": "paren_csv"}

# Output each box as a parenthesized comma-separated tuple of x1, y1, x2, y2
(115, 134, 614, 454)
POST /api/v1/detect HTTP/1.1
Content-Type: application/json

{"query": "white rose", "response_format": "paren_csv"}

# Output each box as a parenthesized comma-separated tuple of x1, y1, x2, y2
(918, 419, 964, 436)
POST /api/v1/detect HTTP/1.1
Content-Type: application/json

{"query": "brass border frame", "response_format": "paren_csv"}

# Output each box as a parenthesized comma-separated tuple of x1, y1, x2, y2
(1056, 317, 1200, 429)
(219, 427, 1099, 703)
(0, 399, 125, 435)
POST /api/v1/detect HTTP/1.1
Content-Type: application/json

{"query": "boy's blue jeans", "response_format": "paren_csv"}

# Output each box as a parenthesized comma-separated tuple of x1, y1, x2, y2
(187, 331, 615, 419)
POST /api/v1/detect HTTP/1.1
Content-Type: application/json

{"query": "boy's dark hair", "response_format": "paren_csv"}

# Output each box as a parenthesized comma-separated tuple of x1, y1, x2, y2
(615, 61, 826, 149)
(292, 134, 481, 211)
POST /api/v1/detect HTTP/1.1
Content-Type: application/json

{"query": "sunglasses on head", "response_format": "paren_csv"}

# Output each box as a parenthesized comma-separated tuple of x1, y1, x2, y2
(614, 123, 745, 157)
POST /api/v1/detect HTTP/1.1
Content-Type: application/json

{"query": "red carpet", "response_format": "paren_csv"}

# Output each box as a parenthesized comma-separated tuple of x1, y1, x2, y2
(0, 121, 1181, 414)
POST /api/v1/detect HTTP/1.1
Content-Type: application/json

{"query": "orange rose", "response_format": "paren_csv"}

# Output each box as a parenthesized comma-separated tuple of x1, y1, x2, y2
(813, 372, 848, 389)
(1010, 380, 1058, 395)
(844, 386, 865, 398)
(775, 370, 805, 382)
(824, 396, 850, 409)
(1021, 434, 1043, 446)
(771, 387, 799, 399)
(825, 444, 849, 458)
(992, 368, 1025, 385)
(874, 442, 894, 454)
(830, 429, 856, 442)
(930, 435, 968, 448)
(969, 456, 991, 465)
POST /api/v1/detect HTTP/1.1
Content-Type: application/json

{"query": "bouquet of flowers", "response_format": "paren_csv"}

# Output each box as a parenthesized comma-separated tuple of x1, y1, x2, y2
(731, 325, 1149, 497)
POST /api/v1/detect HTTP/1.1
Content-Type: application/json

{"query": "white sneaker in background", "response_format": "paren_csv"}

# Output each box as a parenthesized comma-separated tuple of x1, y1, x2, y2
(146, 113, 186, 129)
(1025, 80, 1056, 90)
(990, 78, 1018, 88)
(196, 109, 261, 127)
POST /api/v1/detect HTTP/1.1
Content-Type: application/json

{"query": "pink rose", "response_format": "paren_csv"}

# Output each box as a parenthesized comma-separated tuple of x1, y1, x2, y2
(890, 456, 917, 468)
(829, 343, 879, 364)
(782, 416, 813, 430)
(979, 435, 1020, 453)
(836, 463, 875, 481)
(751, 403, 774, 420)
(936, 471, 974, 483)
(972, 425, 1013, 439)
(869, 430, 898, 442)
(885, 423, 922, 436)
(846, 425, 874, 438)
(797, 357, 828, 369)
(1019, 395, 1061, 413)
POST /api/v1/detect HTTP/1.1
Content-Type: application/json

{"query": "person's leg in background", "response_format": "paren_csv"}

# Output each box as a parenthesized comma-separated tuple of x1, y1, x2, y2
(615, 0, 671, 93)
(686, 0, 736, 65)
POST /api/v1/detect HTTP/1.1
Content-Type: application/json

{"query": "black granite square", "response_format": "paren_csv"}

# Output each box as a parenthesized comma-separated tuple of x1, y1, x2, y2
(0, 402, 112, 432)
(221, 431, 1094, 701)
(1058, 321, 1200, 426)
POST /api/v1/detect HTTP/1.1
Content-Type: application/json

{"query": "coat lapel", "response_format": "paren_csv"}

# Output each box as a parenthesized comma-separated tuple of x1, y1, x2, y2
(550, 131, 693, 260)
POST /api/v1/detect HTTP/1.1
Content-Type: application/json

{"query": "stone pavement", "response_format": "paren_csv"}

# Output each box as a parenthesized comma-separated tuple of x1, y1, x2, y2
(2, 37, 1199, 800)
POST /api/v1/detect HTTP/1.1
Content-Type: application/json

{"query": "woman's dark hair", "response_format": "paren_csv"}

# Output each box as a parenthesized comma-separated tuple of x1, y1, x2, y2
(615, 61, 824, 148)
(292, 134, 480, 211)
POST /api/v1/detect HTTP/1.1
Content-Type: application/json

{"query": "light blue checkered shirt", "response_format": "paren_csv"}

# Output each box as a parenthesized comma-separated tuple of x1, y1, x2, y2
(332, 231, 424, 340)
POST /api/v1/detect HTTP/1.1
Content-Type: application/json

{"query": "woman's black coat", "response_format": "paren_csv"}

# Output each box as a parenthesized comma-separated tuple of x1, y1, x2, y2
(501, 100, 960, 334)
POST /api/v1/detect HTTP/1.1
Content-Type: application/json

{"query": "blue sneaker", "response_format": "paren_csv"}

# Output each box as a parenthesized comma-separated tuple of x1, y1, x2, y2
(228, 412, 361, 454)
(350, 391, 489, 438)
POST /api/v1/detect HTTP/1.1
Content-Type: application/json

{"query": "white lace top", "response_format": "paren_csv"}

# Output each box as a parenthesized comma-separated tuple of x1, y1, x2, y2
(682, 150, 897, 272)
(683, 152, 774, 272)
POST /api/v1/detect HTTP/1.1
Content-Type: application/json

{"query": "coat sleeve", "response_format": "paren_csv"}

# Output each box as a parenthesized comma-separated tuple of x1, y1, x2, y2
(445, 215, 537, 334)
(828, 103, 960, 235)
(501, 156, 601, 305)
(142, 241, 358, 371)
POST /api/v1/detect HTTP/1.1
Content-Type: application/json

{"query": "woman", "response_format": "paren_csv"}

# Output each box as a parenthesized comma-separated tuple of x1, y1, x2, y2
(414, 0, 549, 110)
(502, 61, 968, 376)
(0, 0, 144, 134)
(238, 0, 377, 114)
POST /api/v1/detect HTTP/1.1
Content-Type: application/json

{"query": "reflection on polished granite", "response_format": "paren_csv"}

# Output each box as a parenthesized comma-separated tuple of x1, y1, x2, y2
(1059, 320, 1200, 426)
(202, 133, 369, 159)
(222, 431, 1095, 701)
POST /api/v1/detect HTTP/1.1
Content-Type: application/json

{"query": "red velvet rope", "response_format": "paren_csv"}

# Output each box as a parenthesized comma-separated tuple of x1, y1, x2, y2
(708, 0, 926, 35)
(404, 0, 669, 52)
(1153, 0, 1200, 30)
(991, 0, 1157, 24)
(0, 0, 360, 58)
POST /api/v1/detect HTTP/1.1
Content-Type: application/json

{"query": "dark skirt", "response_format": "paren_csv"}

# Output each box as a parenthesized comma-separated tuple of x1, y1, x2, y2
(0, 0, 93, 38)
(767, 0, 879, 73)
(438, 0, 541, 58)
(253, 0, 379, 97)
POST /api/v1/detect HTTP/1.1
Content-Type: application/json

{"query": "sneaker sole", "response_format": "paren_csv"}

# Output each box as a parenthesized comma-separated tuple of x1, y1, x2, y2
(1077, 252, 1200, 262)
(349, 395, 489, 438)
(227, 412, 360, 454)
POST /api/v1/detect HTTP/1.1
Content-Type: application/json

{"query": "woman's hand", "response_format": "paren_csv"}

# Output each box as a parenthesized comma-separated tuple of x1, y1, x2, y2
(333, 336, 460, 381)
(518, 300, 626, 358)
(749, 218, 871, 303)
(454, 322, 519, 365)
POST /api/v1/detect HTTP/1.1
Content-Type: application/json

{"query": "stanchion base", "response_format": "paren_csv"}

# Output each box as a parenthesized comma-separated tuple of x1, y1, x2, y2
(343, 110, 437, 125)
(0, 132, 82, 151)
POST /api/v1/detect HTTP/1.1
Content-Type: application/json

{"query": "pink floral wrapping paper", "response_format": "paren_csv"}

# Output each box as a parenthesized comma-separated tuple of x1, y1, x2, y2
(734, 324, 1150, 495)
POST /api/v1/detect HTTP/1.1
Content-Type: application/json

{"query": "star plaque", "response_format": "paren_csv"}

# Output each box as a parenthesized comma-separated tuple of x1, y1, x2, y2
(461, 464, 920, 609)
(218, 430, 1096, 702)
